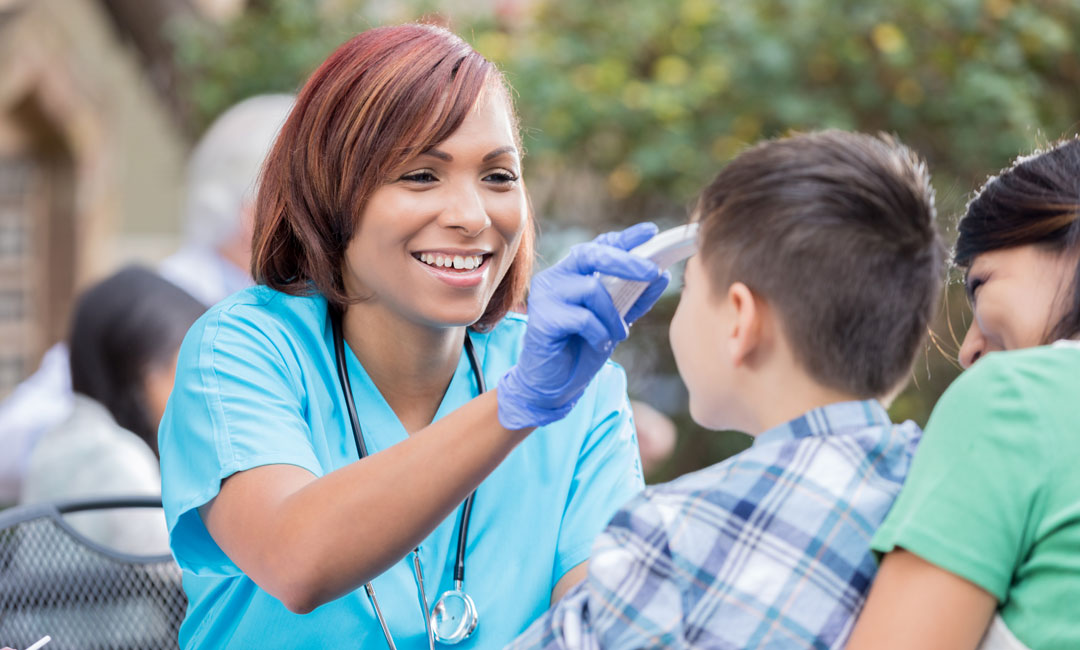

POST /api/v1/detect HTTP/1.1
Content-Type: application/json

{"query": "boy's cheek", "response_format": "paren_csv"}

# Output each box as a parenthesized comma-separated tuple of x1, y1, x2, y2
(668, 299, 693, 378)
(669, 299, 712, 424)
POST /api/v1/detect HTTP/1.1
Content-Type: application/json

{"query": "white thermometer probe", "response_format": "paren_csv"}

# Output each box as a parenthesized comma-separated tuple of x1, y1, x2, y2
(600, 222, 700, 318)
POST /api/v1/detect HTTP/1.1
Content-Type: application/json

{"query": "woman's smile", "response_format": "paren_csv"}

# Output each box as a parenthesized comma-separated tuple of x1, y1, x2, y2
(412, 250, 494, 288)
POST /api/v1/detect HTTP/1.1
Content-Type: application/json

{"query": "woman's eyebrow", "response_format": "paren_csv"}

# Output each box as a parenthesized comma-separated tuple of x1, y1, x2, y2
(417, 145, 518, 163)
(483, 146, 518, 162)
(421, 148, 453, 161)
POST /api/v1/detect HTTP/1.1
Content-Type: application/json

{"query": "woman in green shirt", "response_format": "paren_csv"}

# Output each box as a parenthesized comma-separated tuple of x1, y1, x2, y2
(848, 138, 1080, 650)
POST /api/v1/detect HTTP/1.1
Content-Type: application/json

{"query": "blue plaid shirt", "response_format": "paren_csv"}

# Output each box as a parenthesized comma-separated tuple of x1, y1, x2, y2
(509, 400, 921, 650)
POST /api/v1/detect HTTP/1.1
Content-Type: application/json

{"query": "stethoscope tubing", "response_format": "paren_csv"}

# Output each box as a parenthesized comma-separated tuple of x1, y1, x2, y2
(330, 306, 481, 646)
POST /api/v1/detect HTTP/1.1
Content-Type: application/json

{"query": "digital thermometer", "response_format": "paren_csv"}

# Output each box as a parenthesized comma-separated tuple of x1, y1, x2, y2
(600, 222, 700, 318)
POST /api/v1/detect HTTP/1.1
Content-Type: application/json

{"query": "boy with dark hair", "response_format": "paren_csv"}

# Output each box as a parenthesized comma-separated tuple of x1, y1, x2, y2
(511, 130, 945, 649)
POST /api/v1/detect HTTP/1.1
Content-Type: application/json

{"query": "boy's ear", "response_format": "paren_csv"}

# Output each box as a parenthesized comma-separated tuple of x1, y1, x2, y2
(727, 281, 762, 368)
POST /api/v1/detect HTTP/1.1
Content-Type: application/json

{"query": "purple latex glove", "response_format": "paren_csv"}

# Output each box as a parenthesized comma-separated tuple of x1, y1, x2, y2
(497, 223, 670, 430)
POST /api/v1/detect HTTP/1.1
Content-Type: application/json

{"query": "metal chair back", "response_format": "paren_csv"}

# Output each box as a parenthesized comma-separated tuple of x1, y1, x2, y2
(0, 497, 185, 650)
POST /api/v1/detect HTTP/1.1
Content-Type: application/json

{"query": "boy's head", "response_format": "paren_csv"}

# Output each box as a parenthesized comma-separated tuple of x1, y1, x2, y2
(670, 130, 944, 431)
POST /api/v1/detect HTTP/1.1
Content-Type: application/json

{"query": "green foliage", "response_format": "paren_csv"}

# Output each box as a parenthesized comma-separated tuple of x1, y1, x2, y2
(502, 0, 1080, 215)
(170, 0, 372, 134)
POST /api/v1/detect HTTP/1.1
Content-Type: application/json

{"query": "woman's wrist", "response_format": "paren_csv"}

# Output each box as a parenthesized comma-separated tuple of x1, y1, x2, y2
(495, 370, 579, 430)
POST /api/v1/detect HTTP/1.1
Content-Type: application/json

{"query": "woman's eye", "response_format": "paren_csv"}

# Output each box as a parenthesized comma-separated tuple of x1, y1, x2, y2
(484, 170, 519, 185)
(967, 277, 985, 302)
(400, 171, 438, 183)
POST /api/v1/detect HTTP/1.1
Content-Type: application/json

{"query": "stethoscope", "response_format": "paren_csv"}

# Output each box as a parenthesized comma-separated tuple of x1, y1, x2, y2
(330, 307, 480, 649)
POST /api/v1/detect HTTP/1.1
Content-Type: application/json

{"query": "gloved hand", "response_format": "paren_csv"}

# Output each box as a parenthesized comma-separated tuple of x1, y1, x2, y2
(498, 223, 671, 430)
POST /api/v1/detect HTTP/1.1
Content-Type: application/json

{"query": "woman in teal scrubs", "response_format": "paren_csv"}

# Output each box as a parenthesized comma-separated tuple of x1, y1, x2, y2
(158, 23, 668, 649)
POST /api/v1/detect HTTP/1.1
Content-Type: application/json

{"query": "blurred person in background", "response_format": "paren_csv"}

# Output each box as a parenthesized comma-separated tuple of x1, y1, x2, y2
(0, 94, 294, 505)
(20, 267, 206, 555)
(629, 399, 676, 476)
(158, 93, 296, 306)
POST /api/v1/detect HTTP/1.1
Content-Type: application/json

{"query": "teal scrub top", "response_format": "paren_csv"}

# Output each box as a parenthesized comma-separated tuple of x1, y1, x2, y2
(158, 286, 645, 649)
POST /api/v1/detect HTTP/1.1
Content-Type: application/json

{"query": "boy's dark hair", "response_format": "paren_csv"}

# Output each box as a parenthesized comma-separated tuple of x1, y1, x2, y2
(69, 266, 206, 455)
(956, 136, 1080, 343)
(696, 130, 944, 398)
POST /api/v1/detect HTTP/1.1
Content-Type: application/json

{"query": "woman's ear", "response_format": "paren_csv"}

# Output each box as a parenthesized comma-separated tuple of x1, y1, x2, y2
(727, 282, 763, 368)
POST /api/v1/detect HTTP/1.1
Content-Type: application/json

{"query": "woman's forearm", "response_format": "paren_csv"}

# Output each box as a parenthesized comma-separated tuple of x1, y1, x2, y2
(847, 549, 997, 650)
(202, 390, 532, 613)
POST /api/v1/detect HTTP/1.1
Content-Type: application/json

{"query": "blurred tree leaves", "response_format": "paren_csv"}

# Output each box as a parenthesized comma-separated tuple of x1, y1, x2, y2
(170, 0, 371, 134)
(502, 0, 1080, 221)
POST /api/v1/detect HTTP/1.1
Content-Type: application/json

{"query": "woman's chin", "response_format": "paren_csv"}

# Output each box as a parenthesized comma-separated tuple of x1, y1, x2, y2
(418, 306, 488, 330)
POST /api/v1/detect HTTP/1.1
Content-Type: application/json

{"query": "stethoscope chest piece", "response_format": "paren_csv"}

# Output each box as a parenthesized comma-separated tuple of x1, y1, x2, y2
(431, 589, 477, 644)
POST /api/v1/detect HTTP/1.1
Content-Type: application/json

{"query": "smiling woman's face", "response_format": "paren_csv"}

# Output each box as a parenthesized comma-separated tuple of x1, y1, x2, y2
(958, 244, 1078, 367)
(341, 91, 527, 330)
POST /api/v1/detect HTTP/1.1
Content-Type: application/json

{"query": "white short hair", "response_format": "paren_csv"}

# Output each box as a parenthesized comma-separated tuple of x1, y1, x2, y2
(182, 94, 295, 248)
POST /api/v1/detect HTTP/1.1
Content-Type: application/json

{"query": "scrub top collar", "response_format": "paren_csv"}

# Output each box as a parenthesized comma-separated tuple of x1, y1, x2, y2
(332, 330, 488, 457)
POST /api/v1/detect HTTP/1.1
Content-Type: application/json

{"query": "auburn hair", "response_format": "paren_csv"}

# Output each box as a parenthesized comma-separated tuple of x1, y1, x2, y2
(251, 23, 534, 330)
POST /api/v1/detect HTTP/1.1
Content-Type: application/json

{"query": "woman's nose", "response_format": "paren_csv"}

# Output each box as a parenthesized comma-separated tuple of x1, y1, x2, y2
(437, 185, 490, 236)
(958, 322, 986, 369)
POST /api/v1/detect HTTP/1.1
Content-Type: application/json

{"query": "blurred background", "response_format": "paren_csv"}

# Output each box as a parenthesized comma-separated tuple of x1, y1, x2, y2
(1, 0, 1078, 484)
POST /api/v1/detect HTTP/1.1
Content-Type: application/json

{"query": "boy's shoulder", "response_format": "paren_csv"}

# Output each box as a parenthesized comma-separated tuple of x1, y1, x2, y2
(613, 400, 921, 547)
(587, 401, 920, 647)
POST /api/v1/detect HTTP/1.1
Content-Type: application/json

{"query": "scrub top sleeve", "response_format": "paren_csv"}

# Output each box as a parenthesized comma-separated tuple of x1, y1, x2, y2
(159, 306, 321, 577)
(553, 363, 645, 586)
(871, 354, 1047, 602)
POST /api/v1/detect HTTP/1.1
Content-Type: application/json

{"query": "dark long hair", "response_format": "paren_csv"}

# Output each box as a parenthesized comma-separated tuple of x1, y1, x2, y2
(68, 266, 206, 454)
(956, 137, 1080, 342)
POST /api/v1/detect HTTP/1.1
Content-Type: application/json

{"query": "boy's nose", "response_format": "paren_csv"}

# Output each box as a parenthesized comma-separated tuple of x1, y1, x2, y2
(958, 322, 986, 369)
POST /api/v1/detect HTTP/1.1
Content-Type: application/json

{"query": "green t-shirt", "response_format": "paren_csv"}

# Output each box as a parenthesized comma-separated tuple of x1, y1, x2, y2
(873, 342, 1080, 650)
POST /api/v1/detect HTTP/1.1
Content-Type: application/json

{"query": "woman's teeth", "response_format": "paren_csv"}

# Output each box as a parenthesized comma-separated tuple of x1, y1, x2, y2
(418, 253, 484, 271)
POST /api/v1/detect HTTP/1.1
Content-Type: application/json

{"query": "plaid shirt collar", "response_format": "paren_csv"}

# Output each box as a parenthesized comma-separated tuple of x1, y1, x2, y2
(754, 399, 892, 447)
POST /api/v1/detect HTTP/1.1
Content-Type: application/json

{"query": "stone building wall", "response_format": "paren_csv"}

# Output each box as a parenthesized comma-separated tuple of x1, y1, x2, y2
(0, 0, 187, 396)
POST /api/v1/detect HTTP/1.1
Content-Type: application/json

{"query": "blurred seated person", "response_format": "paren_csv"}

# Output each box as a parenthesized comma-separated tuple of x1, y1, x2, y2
(629, 399, 676, 477)
(158, 93, 295, 306)
(0, 94, 294, 504)
(19, 267, 206, 555)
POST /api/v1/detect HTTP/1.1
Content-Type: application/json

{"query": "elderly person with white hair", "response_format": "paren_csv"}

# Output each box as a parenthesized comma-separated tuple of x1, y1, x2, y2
(0, 94, 294, 504)
(159, 94, 295, 306)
